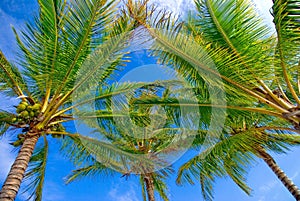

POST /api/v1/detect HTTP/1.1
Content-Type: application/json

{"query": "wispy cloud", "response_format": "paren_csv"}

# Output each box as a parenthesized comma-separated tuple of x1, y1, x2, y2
(42, 181, 66, 201)
(251, 0, 274, 30)
(259, 179, 280, 193)
(108, 182, 139, 201)
(291, 171, 299, 180)
(149, 0, 195, 17)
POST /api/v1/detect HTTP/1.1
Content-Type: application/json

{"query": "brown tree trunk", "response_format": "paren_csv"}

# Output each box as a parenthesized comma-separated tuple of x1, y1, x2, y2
(257, 148, 300, 201)
(0, 135, 39, 201)
(144, 173, 155, 201)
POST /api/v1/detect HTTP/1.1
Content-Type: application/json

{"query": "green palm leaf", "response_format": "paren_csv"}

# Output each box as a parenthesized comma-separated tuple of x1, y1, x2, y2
(0, 51, 28, 97)
(65, 162, 116, 184)
(0, 110, 14, 136)
(272, 0, 300, 105)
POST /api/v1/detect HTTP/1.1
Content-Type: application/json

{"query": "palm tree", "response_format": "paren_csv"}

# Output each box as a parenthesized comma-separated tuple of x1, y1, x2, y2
(177, 112, 300, 200)
(0, 0, 146, 200)
(126, 0, 300, 200)
(62, 82, 198, 201)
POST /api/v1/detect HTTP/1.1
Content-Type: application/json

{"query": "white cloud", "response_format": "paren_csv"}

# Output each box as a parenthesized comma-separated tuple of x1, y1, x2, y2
(109, 182, 139, 201)
(150, 0, 275, 30)
(291, 171, 299, 180)
(259, 179, 280, 193)
(149, 0, 195, 16)
(42, 181, 66, 201)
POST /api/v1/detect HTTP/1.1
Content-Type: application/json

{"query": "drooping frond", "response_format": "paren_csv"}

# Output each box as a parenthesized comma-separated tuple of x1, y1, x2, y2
(0, 110, 14, 136)
(177, 130, 257, 200)
(0, 51, 28, 97)
(177, 124, 300, 201)
(65, 162, 116, 184)
(139, 9, 288, 115)
(152, 167, 174, 201)
(272, 0, 300, 105)
(22, 136, 48, 201)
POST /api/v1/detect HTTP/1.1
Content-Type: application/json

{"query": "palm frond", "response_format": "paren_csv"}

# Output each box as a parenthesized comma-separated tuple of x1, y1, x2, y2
(65, 162, 116, 184)
(152, 168, 174, 201)
(0, 51, 27, 97)
(139, 11, 290, 116)
(176, 130, 261, 200)
(51, 0, 119, 97)
(0, 110, 15, 136)
(272, 0, 300, 104)
(60, 135, 95, 167)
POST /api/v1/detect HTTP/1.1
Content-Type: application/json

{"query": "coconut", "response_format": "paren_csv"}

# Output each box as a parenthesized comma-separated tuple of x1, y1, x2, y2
(57, 124, 65, 132)
(29, 111, 35, 118)
(21, 101, 28, 106)
(51, 134, 61, 138)
(32, 103, 42, 111)
(17, 104, 27, 112)
(11, 117, 17, 123)
(20, 111, 29, 119)
(27, 105, 33, 111)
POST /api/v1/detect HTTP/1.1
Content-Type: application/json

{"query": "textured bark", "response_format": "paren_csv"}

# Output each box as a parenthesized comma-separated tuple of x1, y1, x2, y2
(258, 148, 300, 201)
(144, 173, 155, 201)
(0, 135, 39, 201)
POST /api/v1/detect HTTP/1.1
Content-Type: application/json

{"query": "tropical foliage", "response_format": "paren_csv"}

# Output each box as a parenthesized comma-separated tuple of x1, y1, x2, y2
(1, 0, 300, 201)
(0, 0, 143, 200)
(128, 0, 300, 200)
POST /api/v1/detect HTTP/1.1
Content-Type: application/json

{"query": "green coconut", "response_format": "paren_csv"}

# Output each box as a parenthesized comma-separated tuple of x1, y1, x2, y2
(20, 101, 28, 106)
(20, 111, 29, 119)
(17, 118, 25, 124)
(17, 104, 27, 113)
(57, 124, 65, 132)
(27, 105, 33, 111)
(51, 134, 61, 138)
(11, 117, 17, 123)
(29, 111, 35, 118)
(32, 103, 42, 111)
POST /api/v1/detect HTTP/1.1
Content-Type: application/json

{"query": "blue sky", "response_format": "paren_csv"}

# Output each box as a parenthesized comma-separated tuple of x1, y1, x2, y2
(1, 0, 300, 201)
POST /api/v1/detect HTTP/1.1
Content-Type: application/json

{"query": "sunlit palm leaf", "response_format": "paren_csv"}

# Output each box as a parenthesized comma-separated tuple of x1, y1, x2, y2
(0, 51, 27, 97)
(272, 0, 300, 105)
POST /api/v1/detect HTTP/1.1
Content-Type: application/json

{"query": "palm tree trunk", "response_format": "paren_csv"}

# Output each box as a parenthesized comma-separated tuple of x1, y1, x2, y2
(257, 148, 300, 200)
(144, 173, 155, 201)
(0, 135, 39, 201)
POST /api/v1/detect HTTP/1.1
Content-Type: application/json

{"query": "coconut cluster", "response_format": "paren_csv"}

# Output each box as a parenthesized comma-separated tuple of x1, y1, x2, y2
(49, 124, 65, 138)
(12, 101, 41, 124)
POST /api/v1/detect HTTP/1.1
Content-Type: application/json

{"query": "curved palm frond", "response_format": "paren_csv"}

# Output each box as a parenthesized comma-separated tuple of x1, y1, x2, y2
(65, 162, 116, 184)
(272, 0, 300, 105)
(0, 111, 13, 137)
(0, 51, 28, 97)
(151, 167, 173, 201)
(177, 122, 300, 201)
